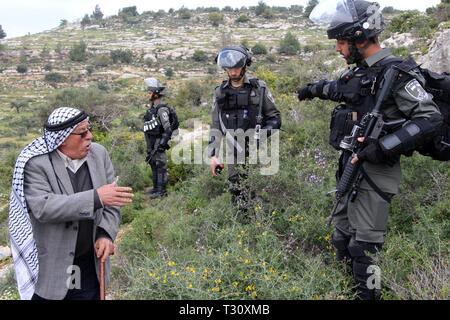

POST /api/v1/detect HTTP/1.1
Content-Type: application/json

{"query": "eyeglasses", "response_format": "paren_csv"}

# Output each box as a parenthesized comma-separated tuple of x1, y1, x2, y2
(70, 123, 93, 138)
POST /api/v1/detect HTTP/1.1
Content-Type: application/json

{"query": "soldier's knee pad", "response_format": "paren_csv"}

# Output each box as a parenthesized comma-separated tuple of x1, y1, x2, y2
(331, 229, 351, 261)
(348, 238, 383, 264)
(331, 229, 350, 251)
(155, 159, 166, 169)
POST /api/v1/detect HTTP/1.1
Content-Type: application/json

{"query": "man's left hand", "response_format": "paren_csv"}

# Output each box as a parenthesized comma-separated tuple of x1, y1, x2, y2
(95, 237, 115, 263)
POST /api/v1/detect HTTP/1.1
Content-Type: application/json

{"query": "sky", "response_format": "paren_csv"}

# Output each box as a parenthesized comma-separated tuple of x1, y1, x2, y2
(0, 0, 442, 38)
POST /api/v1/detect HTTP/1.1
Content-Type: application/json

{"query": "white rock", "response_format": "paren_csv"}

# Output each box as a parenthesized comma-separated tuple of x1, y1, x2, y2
(0, 246, 11, 261)
(119, 73, 141, 79)
(419, 28, 450, 73)
(381, 32, 415, 49)
(143, 54, 157, 62)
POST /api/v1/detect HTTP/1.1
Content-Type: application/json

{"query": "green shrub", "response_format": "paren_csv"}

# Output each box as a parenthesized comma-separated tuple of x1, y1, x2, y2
(40, 87, 126, 131)
(236, 14, 250, 23)
(278, 31, 300, 55)
(262, 9, 275, 19)
(81, 14, 91, 28)
(387, 11, 438, 38)
(86, 65, 94, 75)
(16, 64, 28, 73)
(255, 1, 268, 16)
(69, 41, 87, 62)
(178, 7, 191, 19)
(252, 43, 268, 55)
(92, 54, 112, 67)
(44, 72, 66, 83)
(192, 50, 208, 62)
(392, 46, 411, 59)
(432, 1, 450, 23)
(110, 49, 133, 64)
(10, 99, 30, 113)
(119, 6, 138, 17)
(208, 12, 224, 27)
(172, 80, 207, 109)
(165, 67, 174, 79)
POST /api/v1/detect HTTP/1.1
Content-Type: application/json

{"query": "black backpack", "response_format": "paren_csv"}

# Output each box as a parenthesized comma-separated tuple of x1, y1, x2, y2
(416, 68, 450, 161)
(157, 104, 179, 132)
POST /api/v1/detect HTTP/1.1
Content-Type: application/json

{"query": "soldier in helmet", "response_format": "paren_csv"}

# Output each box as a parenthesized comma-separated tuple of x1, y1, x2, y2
(208, 45, 281, 212)
(143, 77, 173, 198)
(297, 0, 442, 299)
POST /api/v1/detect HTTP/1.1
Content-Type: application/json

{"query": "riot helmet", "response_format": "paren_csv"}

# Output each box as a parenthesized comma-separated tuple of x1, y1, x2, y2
(144, 77, 165, 95)
(310, 0, 384, 42)
(215, 45, 252, 69)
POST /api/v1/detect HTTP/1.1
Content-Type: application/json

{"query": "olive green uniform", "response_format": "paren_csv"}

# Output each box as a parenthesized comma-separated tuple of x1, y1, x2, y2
(329, 49, 440, 243)
(208, 75, 281, 206)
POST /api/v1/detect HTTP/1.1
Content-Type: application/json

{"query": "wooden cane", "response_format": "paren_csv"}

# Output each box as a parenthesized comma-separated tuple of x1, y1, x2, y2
(100, 259, 106, 300)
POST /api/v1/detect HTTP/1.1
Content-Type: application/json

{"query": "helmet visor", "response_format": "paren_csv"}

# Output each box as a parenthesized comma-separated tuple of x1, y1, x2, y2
(217, 49, 247, 69)
(309, 0, 357, 27)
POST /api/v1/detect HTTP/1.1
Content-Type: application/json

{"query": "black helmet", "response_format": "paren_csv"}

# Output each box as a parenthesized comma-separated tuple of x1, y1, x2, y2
(215, 45, 252, 69)
(310, 0, 384, 42)
(144, 77, 165, 95)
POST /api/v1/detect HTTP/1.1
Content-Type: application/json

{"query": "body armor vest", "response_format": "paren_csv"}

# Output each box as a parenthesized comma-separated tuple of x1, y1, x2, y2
(144, 105, 163, 136)
(329, 57, 404, 150)
(216, 81, 261, 131)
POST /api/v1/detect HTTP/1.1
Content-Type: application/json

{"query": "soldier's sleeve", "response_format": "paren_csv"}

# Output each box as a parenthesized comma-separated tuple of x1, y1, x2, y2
(322, 80, 343, 102)
(377, 70, 443, 157)
(208, 87, 223, 158)
(158, 106, 172, 133)
(259, 81, 281, 130)
(393, 71, 441, 120)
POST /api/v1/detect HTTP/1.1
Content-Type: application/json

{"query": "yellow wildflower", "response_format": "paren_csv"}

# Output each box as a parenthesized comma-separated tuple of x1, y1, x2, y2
(167, 261, 176, 267)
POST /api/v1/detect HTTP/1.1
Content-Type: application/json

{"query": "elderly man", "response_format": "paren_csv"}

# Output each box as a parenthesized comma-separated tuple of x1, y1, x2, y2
(9, 107, 134, 300)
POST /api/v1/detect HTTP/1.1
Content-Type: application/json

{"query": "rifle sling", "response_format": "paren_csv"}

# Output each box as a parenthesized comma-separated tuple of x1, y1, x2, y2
(359, 166, 392, 203)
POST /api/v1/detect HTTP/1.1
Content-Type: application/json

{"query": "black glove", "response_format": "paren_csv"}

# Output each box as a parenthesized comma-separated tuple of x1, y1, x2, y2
(145, 153, 153, 164)
(297, 85, 314, 101)
(357, 138, 393, 165)
(297, 80, 326, 101)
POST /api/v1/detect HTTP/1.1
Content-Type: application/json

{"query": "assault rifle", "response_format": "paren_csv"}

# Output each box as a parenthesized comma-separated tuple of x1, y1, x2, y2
(327, 66, 404, 226)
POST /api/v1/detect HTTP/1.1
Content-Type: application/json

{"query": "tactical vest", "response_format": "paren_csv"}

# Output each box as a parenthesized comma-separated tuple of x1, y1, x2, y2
(144, 105, 163, 136)
(215, 79, 262, 131)
(329, 56, 404, 150)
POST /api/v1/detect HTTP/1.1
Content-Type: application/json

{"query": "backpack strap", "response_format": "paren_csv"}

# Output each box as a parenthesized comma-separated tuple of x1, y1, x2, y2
(394, 58, 419, 74)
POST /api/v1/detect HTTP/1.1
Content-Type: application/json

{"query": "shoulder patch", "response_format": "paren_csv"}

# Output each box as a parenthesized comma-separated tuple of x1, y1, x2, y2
(161, 111, 169, 121)
(405, 79, 428, 101)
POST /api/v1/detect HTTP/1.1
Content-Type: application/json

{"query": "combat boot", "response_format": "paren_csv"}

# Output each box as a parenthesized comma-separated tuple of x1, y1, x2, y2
(149, 169, 167, 199)
(148, 169, 158, 195)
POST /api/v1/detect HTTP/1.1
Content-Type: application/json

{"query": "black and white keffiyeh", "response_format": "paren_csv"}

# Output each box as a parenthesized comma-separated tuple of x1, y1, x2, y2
(9, 107, 85, 300)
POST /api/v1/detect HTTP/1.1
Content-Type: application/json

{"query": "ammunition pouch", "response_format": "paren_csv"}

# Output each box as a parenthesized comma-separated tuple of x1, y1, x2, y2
(329, 104, 356, 150)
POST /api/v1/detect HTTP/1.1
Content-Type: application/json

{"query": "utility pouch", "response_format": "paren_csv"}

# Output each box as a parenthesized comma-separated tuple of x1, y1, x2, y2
(329, 104, 356, 150)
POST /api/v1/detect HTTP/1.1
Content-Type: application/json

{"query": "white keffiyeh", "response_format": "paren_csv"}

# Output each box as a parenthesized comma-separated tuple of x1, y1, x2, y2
(9, 107, 85, 300)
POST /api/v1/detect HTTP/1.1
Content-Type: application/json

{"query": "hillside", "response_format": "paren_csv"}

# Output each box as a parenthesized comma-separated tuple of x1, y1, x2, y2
(0, 5, 449, 300)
